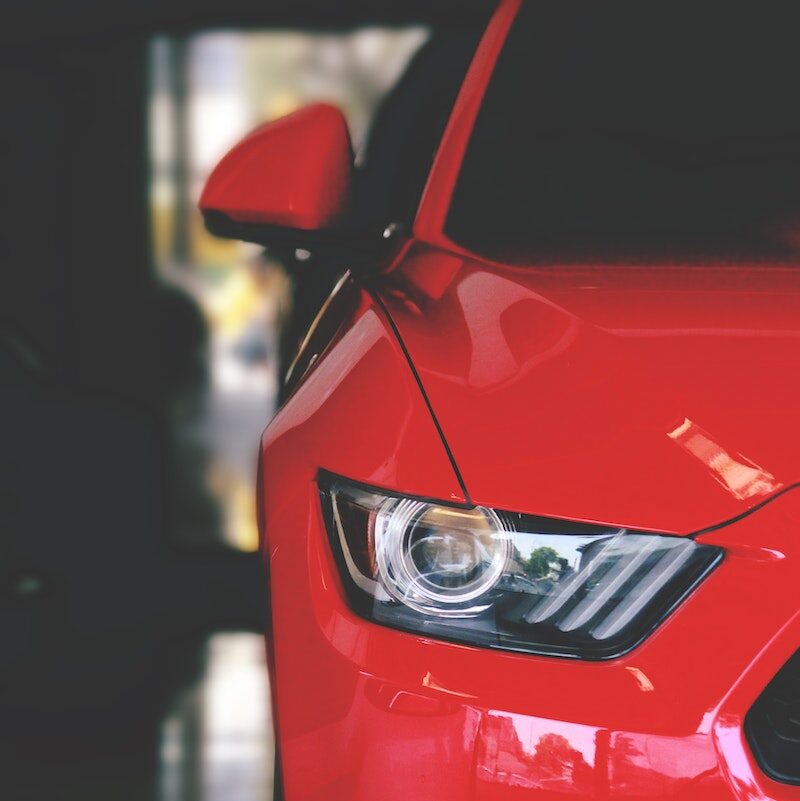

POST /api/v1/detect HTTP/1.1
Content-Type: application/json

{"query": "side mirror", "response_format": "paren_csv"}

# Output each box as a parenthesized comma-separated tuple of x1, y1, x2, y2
(199, 103, 354, 249)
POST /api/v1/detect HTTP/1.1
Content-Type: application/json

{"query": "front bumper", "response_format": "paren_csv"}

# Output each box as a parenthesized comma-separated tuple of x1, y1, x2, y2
(265, 476, 800, 801)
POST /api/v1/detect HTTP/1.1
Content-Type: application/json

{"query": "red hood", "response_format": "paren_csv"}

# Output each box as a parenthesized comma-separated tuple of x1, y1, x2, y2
(379, 244, 800, 534)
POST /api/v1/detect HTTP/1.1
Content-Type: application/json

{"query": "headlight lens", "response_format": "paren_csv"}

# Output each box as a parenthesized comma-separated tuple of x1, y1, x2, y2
(320, 473, 722, 659)
(376, 502, 511, 614)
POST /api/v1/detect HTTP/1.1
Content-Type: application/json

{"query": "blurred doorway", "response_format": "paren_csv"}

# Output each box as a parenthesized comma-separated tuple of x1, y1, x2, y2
(144, 26, 429, 801)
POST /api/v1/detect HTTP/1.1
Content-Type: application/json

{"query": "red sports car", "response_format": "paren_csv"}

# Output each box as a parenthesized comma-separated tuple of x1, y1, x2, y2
(201, 2, 800, 798)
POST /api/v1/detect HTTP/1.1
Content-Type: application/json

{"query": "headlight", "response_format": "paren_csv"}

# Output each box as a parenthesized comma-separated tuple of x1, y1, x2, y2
(320, 473, 722, 659)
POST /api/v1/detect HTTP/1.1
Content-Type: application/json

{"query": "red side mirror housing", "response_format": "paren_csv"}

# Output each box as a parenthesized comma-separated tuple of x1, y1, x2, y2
(199, 103, 353, 246)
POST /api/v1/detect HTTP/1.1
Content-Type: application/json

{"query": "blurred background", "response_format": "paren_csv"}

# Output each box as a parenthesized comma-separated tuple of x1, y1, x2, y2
(0, 1, 485, 798)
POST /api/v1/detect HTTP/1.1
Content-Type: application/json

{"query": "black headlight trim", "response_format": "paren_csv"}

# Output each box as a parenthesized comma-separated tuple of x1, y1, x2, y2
(318, 470, 724, 661)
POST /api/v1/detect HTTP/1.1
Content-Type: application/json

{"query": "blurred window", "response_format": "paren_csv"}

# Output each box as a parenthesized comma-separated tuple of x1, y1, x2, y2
(447, 3, 800, 264)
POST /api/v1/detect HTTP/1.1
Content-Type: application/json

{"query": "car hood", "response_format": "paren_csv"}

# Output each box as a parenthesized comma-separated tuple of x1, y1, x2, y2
(378, 244, 800, 533)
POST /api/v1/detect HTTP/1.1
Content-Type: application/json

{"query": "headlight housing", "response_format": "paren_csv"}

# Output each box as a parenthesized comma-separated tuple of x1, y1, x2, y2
(320, 473, 722, 659)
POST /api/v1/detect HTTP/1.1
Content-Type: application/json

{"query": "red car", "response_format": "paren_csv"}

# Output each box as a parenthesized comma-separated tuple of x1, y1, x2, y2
(201, 2, 800, 798)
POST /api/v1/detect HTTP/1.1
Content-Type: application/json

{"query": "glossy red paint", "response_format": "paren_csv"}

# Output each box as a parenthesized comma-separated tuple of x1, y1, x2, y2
(199, 103, 352, 229)
(259, 282, 466, 516)
(195, 0, 800, 796)
(259, 287, 800, 797)
(379, 244, 800, 534)
(253, 246, 800, 800)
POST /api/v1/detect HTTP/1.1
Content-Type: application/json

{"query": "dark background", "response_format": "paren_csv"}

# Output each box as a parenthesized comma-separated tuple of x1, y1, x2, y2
(0, 1, 486, 799)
